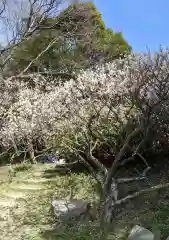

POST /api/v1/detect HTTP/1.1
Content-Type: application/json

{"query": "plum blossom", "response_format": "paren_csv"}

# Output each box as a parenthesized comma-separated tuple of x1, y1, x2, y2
(1, 51, 169, 159)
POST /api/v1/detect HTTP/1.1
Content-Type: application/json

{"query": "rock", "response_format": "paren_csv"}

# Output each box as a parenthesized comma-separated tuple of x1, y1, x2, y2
(51, 199, 90, 222)
(128, 225, 154, 240)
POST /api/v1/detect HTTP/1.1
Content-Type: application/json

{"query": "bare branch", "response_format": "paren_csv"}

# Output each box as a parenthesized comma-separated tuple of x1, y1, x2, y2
(79, 155, 103, 190)
(85, 145, 107, 176)
(20, 37, 58, 74)
(113, 182, 169, 207)
(104, 126, 143, 192)
(0, 0, 6, 16)
(117, 177, 146, 184)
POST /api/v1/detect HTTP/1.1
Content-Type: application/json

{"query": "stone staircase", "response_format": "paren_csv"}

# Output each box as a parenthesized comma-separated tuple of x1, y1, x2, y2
(0, 164, 58, 240)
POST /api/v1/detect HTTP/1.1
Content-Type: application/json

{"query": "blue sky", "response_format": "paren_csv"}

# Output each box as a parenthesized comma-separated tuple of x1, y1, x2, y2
(94, 0, 169, 52)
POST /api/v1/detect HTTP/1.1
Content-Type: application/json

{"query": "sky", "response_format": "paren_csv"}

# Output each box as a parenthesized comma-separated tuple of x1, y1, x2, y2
(94, 0, 169, 53)
(0, 0, 168, 53)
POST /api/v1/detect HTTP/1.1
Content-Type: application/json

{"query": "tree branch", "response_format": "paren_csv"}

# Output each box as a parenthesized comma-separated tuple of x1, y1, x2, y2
(85, 147, 107, 176)
(104, 126, 143, 193)
(113, 182, 169, 206)
(117, 177, 146, 184)
(79, 155, 103, 190)
(20, 37, 59, 75)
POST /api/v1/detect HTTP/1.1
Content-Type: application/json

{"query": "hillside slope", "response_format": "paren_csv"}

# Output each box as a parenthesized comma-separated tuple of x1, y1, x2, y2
(0, 163, 169, 240)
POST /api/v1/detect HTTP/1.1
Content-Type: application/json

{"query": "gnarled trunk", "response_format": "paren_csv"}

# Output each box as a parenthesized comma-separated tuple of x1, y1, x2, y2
(100, 178, 118, 224)
(28, 142, 37, 164)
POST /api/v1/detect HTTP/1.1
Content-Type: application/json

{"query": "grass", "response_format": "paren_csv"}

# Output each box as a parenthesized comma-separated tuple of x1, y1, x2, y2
(13, 163, 33, 172)
(0, 164, 102, 240)
(0, 164, 169, 239)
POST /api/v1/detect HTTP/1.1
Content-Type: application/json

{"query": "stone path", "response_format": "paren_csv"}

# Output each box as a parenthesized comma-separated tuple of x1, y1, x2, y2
(0, 164, 57, 240)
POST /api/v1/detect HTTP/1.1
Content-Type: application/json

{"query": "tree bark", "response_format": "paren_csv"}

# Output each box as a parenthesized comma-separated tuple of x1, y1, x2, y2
(28, 143, 37, 164)
(100, 179, 118, 224)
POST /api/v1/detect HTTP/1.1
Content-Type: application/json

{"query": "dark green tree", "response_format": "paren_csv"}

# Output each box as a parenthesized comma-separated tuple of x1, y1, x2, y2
(8, 2, 131, 75)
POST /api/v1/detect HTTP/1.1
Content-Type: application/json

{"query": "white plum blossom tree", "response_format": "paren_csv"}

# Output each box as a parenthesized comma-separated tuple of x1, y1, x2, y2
(1, 50, 169, 222)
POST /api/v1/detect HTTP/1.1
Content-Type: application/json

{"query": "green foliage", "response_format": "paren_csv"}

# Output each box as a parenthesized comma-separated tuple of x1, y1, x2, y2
(59, 2, 131, 65)
(152, 202, 169, 239)
(0, 152, 10, 166)
(42, 224, 106, 240)
(10, 29, 64, 74)
(97, 29, 131, 60)
(9, 2, 131, 75)
(23, 223, 118, 240)
(52, 173, 98, 202)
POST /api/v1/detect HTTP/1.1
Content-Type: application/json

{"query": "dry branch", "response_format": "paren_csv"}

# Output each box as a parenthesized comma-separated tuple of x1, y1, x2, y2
(113, 182, 169, 206)
(103, 126, 143, 194)
(117, 177, 146, 184)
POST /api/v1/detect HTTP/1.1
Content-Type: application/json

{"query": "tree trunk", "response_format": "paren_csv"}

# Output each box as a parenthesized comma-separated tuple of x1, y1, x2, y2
(100, 178, 118, 224)
(28, 143, 37, 164)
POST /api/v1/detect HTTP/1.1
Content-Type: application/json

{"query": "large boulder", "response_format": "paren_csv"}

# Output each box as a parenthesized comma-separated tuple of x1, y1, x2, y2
(51, 199, 94, 222)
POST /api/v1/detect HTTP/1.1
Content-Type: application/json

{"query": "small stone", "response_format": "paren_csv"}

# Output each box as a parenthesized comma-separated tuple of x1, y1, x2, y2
(128, 225, 154, 240)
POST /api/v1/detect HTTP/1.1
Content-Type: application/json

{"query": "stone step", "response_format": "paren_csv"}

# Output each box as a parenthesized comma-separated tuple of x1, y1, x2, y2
(20, 178, 57, 184)
(10, 183, 44, 191)
(44, 168, 68, 174)
(32, 164, 56, 172)
(0, 198, 16, 207)
(42, 172, 61, 179)
(30, 169, 58, 178)
(3, 190, 27, 199)
(32, 172, 44, 177)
